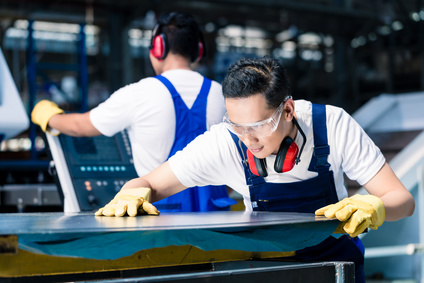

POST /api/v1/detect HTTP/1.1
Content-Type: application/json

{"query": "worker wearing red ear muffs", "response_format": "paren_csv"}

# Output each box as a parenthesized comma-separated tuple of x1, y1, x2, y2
(95, 57, 415, 283)
(146, 12, 235, 212)
(31, 11, 235, 212)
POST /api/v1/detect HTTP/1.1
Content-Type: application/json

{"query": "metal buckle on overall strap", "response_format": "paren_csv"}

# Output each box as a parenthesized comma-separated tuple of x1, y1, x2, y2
(313, 145, 330, 169)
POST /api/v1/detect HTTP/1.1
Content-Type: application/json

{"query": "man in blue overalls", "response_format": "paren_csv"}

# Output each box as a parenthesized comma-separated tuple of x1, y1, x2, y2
(146, 12, 235, 212)
(32, 12, 234, 212)
(96, 57, 415, 282)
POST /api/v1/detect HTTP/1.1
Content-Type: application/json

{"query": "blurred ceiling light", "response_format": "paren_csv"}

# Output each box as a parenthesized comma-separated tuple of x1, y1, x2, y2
(204, 22, 216, 33)
(221, 25, 243, 37)
(276, 30, 291, 42)
(391, 21, 403, 31)
(300, 49, 322, 61)
(351, 36, 366, 48)
(298, 32, 321, 45)
(14, 19, 99, 35)
(377, 25, 391, 35)
(411, 12, 421, 22)
(128, 29, 143, 39)
(325, 62, 334, 72)
(128, 29, 153, 48)
(272, 48, 295, 59)
(245, 38, 272, 49)
(276, 25, 298, 42)
(282, 41, 296, 51)
(216, 36, 230, 46)
(219, 25, 266, 39)
(323, 36, 333, 47)
(231, 37, 245, 47)
(244, 27, 266, 38)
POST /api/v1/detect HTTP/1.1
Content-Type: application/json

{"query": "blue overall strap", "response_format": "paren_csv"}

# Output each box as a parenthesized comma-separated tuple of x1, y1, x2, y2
(155, 74, 210, 110)
(155, 75, 211, 159)
(308, 103, 331, 174)
(189, 76, 211, 131)
(229, 131, 266, 186)
(155, 75, 180, 100)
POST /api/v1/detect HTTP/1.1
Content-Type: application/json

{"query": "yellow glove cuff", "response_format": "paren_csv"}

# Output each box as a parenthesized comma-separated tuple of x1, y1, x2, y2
(31, 100, 64, 134)
(350, 194, 385, 228)
(115, 187, 151, 202)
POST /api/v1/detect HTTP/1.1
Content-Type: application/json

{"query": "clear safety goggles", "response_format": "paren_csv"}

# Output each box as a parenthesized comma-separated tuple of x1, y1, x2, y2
(223, 100, 286, 138)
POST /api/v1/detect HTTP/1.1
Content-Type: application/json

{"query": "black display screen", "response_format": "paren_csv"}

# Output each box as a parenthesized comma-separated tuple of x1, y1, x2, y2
(60, 134, 127, 166)
(70, 136, 122, 162)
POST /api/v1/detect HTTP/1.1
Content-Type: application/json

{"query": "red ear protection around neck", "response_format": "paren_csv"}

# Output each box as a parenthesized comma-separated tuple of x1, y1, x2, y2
(274, 137, 299, 173)
(246, 137, 299, 177)
(246, 116, 306, 177)
(247, 148, 268, 177)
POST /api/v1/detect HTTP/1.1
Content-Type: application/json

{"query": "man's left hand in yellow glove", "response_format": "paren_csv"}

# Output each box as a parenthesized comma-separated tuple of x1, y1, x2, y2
(31, 100, 64, 135)
(95, 187, 160, 217)
(315, 194, 385, 237)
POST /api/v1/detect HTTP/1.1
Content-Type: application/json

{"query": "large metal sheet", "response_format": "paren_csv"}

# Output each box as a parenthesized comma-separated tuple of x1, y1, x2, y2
(0, 211, 334, 235)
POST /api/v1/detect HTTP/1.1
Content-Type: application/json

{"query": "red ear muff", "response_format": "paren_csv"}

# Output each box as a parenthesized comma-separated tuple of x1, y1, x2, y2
(247, 149, 268, 177)
(195, 41, 204, 62)
(245, 137, 299, 177)
(150, 34, 168, 60)
(274, 137, 299, 173)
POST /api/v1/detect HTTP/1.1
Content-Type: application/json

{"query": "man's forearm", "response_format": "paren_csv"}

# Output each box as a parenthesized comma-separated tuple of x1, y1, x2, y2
(49, 112, 101, 137)
(120, 162, 188, 203)
(381, 190, 415, 221)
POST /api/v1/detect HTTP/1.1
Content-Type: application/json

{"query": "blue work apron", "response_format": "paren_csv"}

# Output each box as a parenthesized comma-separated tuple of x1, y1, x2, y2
(231, 103, 365, 283)
(153, 75, 236, 212)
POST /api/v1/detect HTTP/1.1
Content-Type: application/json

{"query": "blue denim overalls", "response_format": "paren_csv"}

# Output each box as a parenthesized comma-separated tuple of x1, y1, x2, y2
(231, 103, 365, 282)
(153, 75, 236, 212)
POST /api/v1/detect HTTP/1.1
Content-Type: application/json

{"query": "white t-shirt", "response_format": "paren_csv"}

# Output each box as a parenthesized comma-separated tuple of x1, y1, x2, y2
(90, 69, 226, 176)
(169, 100, 386, 211)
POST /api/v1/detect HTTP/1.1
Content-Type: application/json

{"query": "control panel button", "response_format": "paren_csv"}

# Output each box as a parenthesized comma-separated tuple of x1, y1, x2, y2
(87, 194, 97, 206)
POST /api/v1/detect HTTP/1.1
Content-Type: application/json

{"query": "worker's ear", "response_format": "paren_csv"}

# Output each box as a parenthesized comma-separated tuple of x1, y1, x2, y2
(282, 98, 295, 121)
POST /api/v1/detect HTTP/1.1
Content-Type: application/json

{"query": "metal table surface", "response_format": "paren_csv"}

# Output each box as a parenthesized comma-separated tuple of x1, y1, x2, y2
(0, 211, 334, 235)
(0, 211, 342, 279)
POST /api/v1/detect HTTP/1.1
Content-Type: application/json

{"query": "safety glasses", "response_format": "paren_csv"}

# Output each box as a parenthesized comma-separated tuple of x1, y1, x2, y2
(223, 101, 285, 138)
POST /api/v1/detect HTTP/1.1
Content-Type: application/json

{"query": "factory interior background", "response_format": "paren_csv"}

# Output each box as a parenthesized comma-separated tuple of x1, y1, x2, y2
(1, 0, 424, 282)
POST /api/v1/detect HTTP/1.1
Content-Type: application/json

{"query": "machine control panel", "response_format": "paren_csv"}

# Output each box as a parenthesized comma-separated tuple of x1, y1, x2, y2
(47, 131, 138, 212)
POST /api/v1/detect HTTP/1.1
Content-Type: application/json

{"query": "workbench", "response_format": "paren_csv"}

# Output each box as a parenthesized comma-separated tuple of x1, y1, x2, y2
(0, 211, 353, 282)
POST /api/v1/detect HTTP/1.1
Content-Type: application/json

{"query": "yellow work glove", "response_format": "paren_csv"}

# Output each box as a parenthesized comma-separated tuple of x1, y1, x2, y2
(315, 194, 385, 237)
(95, 187, 160, 217)
(31, 100, 64, 135)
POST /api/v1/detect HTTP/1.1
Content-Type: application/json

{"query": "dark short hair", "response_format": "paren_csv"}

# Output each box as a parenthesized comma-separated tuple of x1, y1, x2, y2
(156, 12, 202, 62)
(222, 57, 291, 108)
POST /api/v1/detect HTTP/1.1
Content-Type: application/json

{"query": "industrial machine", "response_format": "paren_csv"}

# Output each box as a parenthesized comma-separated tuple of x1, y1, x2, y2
(46, 131, 138, 212)
(0, 47, 29, 143)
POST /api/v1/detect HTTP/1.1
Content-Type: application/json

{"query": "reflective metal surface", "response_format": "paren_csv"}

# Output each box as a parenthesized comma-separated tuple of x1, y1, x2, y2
(0, 211, 334, 235)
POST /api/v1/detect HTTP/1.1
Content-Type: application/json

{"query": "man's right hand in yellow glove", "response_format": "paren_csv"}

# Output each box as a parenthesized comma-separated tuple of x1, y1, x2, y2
(31, 100, 64, 135)
(95, 187, 160, 217)
(315, 194, 385, 237)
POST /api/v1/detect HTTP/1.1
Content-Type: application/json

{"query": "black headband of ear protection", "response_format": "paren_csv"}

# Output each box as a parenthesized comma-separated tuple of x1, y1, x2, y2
(292, 116, 306, 164)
